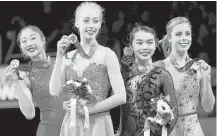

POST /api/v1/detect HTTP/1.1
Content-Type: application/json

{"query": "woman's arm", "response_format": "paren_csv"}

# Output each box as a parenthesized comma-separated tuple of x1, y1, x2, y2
(199, 61, 215, 112)
(49, 53, 66, 96)
(5, 68, 35, 120)
(49, 35, 71, 96)
(161, 69, 178, 134)
(16, 74, 35, 120)
(88, 48, 126, 114)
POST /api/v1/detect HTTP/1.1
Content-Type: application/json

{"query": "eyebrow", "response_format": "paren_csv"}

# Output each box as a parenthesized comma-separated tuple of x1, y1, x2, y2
(136, 39, 154, 42)
(21, 37, 26, 40)
(93, 17, 99, 19)
(147, 39, 154, 41)
(135, 39, 143, 42)
(21, 34, 37, 41)
(30, 34, 37, 36)
(175, 30, 191, 33)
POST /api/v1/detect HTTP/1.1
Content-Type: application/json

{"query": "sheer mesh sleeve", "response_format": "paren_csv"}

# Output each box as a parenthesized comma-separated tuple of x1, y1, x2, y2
(120, 55, 134, 81)
(161, 68, 178, 134)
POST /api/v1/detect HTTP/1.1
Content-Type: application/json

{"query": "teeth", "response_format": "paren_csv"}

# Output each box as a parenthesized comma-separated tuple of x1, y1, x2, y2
(28, 47, 35, 52)
(180, 43, 188, 45)
(87, 30, 95, 33)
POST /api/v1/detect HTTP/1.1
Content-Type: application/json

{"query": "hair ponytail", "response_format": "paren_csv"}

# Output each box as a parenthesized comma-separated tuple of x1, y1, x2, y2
(158, 35, 171, 58)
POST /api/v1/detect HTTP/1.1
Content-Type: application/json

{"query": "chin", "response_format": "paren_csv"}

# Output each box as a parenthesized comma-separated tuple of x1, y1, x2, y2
(85, 33, 96, 38)
(85, 36, 95, 40)
(139, 56, 152, 61)
(178, 47, 190, 53)
(28, 52, 40, 59)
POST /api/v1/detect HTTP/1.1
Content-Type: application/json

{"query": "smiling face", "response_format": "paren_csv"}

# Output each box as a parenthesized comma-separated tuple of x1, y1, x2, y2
(19, 28, 45, 58)
(75, 4, 102, 40)
(131, 30, 156, 61)
(169, 23, 192, 54)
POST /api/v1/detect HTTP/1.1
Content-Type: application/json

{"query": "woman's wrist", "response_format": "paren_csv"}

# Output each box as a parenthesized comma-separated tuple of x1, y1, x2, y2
(56, 52, 64, 59)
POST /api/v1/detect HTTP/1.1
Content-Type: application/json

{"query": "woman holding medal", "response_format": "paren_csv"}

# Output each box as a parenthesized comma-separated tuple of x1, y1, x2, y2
(49, 2, 126, 136)
(160, 17, 215, 136)
(5, 25, 65, 136)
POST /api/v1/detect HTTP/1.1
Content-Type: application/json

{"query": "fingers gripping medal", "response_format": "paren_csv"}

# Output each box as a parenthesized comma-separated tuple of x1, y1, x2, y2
(10, 59, 23, 80)
(69, 33, 89, 58)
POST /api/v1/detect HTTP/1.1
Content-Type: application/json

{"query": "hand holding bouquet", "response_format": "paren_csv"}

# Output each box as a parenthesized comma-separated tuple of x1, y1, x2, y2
(143, 97, 174, 136)
(62, 78, 97, 129)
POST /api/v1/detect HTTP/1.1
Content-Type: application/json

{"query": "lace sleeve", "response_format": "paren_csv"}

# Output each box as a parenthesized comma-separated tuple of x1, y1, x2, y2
(120, 55, 134, 82)
(161, 68, 178, 134)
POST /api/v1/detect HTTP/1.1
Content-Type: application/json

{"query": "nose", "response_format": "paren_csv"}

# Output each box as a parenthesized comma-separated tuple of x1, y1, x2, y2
(141, 44, 149, 50)
(88, 24, 94, 29)
(88, 21, 95, 29)
(27, 40, 33, 47)
(181, 34, 189, 40)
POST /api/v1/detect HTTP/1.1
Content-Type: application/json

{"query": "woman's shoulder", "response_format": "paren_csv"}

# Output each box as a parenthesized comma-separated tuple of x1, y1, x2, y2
(101, 46, 117, 57)
(152, 61, 172, 77)
(153, 60, 166, 68)
(96, 45, 117, 60)
(99, 45, 113, 52)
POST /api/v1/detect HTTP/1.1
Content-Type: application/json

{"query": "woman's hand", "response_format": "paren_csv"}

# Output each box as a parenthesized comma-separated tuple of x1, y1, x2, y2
(197, 60, 211, 78)
(57, 35, 72, 57)
(5, 65, 19, 83)
(121, 55, 134, 67)
(63, 100, 85, 116)
(148, 121, 162, 135)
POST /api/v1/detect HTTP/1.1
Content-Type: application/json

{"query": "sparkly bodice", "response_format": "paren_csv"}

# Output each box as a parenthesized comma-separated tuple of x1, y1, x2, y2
(28, 57, 65, 124)
(165, 59, 202, 115)
(60, 46, 111, 103)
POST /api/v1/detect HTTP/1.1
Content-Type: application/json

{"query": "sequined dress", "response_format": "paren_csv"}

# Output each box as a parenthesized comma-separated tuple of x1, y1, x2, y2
(164, 56, 205, 136)
(28, 56, 66, 136)
(119, 60, 178, 136)
(60, 45, 114, 136)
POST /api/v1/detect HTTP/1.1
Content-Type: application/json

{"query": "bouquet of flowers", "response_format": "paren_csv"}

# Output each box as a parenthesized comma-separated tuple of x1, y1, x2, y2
(143, 96, 174, 136)
(62, 78, 97, 130)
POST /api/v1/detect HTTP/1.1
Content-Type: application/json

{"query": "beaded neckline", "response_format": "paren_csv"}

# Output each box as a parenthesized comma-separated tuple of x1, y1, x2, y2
(168, 54, 203, 75)
(30, 55, 52, 69)
(70, 43, 99, 62)
(132, 59, 154, 76)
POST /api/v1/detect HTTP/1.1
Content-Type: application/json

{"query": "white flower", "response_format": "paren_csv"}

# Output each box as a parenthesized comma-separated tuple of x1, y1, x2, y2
(86, 84, 92, 94)
(66, 80, 73, 85)
(156, 100, 174, 122)
(82, 78, 87, 82)
(66, 80, 81, 88)
(157, 100, 171, 114)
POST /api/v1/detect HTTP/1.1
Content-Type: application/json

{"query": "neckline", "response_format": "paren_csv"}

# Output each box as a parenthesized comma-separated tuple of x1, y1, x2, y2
(30, 55, 52, 69)
(133, 59, 154, 76)
(76, 42, 99, 59)
(169, 54, 192, 72)
(71, 44, 100, 62)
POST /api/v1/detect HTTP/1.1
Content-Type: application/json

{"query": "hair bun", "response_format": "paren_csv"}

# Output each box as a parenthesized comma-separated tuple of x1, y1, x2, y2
(134, 22, 142, 27)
